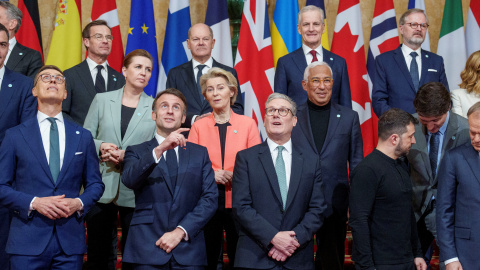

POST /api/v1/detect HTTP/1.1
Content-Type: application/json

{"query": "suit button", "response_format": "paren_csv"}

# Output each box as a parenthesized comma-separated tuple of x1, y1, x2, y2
(54, 188, 57, 192)
(14, 210, 19, 215)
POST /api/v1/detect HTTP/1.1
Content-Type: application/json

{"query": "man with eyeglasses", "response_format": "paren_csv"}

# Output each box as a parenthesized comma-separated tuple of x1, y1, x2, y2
(372, 8, 449, 117)
(233, 92, 326, 269)
(291, 62, 363, 270)
(0, 65, 104, 270)
(62, 20, 125, 127)
(166, 23, 243, 129)
(0, 22, 37, 268)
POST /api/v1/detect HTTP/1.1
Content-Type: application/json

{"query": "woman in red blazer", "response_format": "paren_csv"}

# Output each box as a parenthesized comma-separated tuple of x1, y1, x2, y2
(189, 67, 261, 269)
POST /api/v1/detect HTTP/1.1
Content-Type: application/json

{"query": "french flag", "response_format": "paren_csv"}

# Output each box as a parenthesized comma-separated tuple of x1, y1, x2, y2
(466, 0, 480, 56)
(205, 0, 233, 67)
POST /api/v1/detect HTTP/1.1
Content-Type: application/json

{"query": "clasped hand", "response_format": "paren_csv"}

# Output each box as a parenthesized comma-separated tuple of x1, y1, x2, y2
(100, 142, 125, 164)
(32, 195, 82, 220)
(269, 231, 300, 262)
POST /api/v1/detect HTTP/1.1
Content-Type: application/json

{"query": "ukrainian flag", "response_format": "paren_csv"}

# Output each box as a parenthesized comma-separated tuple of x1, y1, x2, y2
(272, 0, 301, 69)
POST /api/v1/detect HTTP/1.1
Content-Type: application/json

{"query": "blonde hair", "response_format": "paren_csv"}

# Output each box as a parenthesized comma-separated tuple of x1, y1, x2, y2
(200, 67, 238, 106)
(459, 50, 480, 95)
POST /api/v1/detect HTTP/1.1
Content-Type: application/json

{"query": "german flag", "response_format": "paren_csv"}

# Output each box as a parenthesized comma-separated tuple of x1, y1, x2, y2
(16, 0, 44, 62)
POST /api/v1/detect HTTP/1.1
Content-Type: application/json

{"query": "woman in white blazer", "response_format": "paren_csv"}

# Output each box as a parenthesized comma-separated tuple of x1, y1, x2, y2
(451, 50, 480, 118)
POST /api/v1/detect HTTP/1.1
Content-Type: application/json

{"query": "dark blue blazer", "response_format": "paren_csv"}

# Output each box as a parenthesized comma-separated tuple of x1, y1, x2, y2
(232, 141, 327, 269)
(274, 47, 352, 108)
(0, 67, 36, 145)
(372, 45, 449, 117)
(0, 117, 104, 256)
(166, 59, 244, 128)
(121, 139, 218, 266)
(292, 102, 363, 218)
(437, 143, 480, 269)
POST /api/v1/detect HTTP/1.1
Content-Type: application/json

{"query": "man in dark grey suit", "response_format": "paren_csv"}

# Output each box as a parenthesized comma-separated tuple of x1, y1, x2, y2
(407, 82, 469, 269)
(0, 2, 42, 78)
(166, 23, 243, 128)
(62, 20, 125, 126)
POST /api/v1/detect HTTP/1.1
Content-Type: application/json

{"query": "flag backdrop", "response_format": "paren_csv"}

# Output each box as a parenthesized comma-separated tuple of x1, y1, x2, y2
(408, 0, 431, 51)
(205, 0, 233, 67)
(234, 0, 274, 139)
(466, 0, 480, 57)
(437, 0, 466, 90)
(46, 0, 82, 71)
(125, 0, 159, 97)
(306, 0, 329, 50)
(157, 0, 191, 93)
(271, 0, 301, 68)
(332, 0, 376, 155)
(16, 0, 43, 62)
(91, 0, 124, 73)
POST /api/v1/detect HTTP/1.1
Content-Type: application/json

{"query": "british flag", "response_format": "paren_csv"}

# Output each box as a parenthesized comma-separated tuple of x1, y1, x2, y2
(234, 0, 274, 139)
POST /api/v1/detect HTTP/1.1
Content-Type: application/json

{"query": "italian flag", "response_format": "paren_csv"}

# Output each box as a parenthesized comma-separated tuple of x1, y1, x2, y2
(437, 0, 466, 90)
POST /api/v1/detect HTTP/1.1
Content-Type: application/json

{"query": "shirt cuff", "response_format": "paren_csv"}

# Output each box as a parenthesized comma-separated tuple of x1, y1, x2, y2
(29, 197, 36, 216)
(177, 225, 188, 241)
(76, 198, 84, 216)
(445, 257, 459, 265)
(152, 149, 163, 163)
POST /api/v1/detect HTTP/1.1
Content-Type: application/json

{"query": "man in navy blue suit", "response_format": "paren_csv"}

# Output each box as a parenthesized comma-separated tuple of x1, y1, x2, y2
(437, 102, 480, 270)
(121, 88, 218, 269)
(0, 65, 105, 270)
(274, 5, 351, 108)
(166, 23, 243, 128)
(372, 8, 448, 117)
(233, 93, 327, 269)
(0, 22, 37, 269)
(292, 62, 363, 270)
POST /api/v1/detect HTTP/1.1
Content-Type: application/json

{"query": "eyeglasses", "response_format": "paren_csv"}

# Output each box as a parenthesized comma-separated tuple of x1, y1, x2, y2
(310, 78, 333, 86)
(90, 34, 113, 41)
(405, 22, 429, 30)
(265, 107, 292, 117)
(37, 74, 66, 84)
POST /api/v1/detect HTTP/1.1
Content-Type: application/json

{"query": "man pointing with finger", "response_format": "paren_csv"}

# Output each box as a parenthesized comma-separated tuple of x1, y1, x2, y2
(122, 88, 218, 269)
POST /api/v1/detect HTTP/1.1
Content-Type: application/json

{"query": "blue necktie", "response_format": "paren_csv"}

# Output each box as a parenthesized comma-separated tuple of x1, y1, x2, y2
(429, 132, 440, 179)
(196, 64, 206, 100)
(410, 52, 419, 91)
(166, 149, 178, 188)
(275, 146, 287, 209)
(47, 118, 60, 183)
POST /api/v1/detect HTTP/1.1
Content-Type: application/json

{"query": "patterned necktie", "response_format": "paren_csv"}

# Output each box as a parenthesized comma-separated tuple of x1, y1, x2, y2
(310, 50, 318, 63)
(275, 146, 287, 209)
(429, 132, 440, 179)
(196, 64, 206, 99)
(410, 52, 419, 91)
(95, 65, 106, 93)
(47, 118, 60, 183)
(166, 149, 178, 188)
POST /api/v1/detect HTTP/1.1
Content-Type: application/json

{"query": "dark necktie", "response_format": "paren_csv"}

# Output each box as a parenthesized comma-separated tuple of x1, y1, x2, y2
(166, 149, 178, 188)
(275, 146, 287, 209)
(310, 50, 318, 63)
(429, 132, 440, 179)
(95, 65, 106, 93)
(47, 118, 60, 183)
(196, 64, 206, 99)
(410, 52, 419, 91)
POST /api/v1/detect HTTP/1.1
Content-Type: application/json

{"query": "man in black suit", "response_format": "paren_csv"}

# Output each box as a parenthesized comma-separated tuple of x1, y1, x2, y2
(0, 2, 42, 79)
(62, 20, 125, 126)
(166, 23, 243, 128)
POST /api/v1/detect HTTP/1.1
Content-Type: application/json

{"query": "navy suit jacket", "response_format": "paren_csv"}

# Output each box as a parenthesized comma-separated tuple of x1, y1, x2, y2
(0, 117, 104, 256)
(232, 141, 327, 269)
(292, 102, 363, 217)
(274, 47, 352, 108)
(5, 42, 43, 79)
(122, 139, 218, 266)
(166, 59, 244, 128)
(0, 67, 36, 145)
(372, 45, 449, 117)
(436, 143, 480, 269)
(62, 60, 126, 126)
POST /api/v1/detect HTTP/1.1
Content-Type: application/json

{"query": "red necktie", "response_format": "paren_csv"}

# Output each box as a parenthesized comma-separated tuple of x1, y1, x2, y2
(310, 50, 318, 63)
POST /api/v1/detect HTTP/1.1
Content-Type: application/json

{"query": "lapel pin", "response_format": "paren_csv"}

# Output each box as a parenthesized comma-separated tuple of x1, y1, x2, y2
(8, 84, 12, 87)
(425, 55, 429, 58)
(330, 57, 333, 61)
(234, 130, 237, 134)
(452, 136, 456, 140)
(337, 114, 340, 118)
(114, 78, 117, 81)
(76, 131, 80, 134)
(19, 52, 23, 56)
(137, 112, 141, 116)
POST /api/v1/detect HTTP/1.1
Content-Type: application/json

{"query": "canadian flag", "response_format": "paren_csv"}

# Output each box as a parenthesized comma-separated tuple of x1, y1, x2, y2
(91, 0, 123, 72)
(466, 0, 480, 56)
(331, 0, 376, 155)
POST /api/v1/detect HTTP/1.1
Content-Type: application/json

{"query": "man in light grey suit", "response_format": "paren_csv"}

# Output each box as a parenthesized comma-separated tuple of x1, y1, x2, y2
(407, 82, 470, 269)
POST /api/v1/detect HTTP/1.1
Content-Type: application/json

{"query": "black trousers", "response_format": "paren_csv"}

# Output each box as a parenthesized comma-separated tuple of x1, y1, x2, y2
(315, 212, 347, 270)
(85, 202, 134, 270)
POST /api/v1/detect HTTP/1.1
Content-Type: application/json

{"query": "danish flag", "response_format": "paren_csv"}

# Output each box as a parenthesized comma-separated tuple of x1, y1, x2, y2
(234, 0, 274, 139)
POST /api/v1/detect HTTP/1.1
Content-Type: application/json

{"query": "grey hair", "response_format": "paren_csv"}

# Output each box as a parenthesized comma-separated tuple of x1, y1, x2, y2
(303, 61, 333, 81)
(399, 8, 429, 25)
(298, 5, 324, 25)
(188, 23, 214, 39)
(265, 93, 297, 116)
(0, 2, 22, 33)
(467, 102, 480, 118)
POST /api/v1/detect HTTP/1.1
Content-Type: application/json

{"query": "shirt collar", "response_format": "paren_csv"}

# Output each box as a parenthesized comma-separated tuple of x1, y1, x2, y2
(302, 44, 322, 58)
(86, 57, 108, 72)
(37, 111, 64, 124)
(0, 65, 6, 80)
(8, 36, 16, 52)
(267, 138, 292, 155)
(192, 57, 213, 69)
(401, 44, 421, 59)
(154, 132, 166, 145)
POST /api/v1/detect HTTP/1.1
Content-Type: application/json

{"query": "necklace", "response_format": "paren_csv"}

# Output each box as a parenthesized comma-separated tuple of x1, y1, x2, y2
(215, 116, 230, 124)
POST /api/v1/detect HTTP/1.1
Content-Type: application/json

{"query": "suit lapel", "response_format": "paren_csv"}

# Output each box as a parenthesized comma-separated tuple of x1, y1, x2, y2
(285, 147, 303, 210)
(321, 104, 341, 154)
(173, 145, 189, 200)
(417, 124, 433, 179)
(298, 104, 318, 155)
(442, 113, 459, 158)
(107, 66, 122, 91)
(109, 89, 123, 144)
(464, 145, 480, 186)
(419, 50, 429, 87)
(0, 69, 15, 118)
(180, 61, 202, 106)
(56, 119, 81, 185)
(149, 138, 174, 196)
(293, 48, 308, 78)
(323, 48, 336, 70)
(393, 46, 416, 93)
(258, 142, 283, 208)
(122, 92, 150, 144)
(77, 61, 97, 98)
(5, 43, 24, 70)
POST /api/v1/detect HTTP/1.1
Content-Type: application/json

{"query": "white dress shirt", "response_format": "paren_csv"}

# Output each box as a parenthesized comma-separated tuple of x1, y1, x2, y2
(401, 44, 422, 81)
(267, 138, 293, 189)
(0, 65, 6, 93)
(302, 44, 323, 64)
(86, 57, 109, 89)
(191, 57, 214, 125)
(4, 36, 16, 65)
